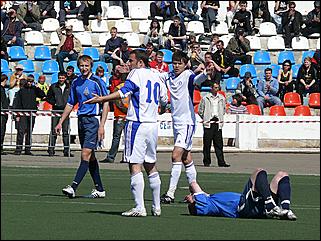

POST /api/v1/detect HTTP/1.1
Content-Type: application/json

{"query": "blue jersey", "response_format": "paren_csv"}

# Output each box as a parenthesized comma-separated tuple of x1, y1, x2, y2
(194, 192, 241, 218)
(67, 74, 108, 116)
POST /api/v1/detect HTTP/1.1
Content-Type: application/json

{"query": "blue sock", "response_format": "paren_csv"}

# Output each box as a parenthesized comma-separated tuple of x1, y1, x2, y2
(255, 170, 275, 211)
(89, 159, 104, 192)
(71, 160, 89, 190)
(277, 176, 291, 210)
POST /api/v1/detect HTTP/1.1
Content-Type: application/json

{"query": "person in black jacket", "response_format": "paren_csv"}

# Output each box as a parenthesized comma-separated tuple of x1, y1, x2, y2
(232, 1, 252, 36)
(58, 0, 85, 27)
(37, 1, 57, 23)
(13, 74, 46, 155)
(1, 74, 9, 155)
(46, 72, 73, 157)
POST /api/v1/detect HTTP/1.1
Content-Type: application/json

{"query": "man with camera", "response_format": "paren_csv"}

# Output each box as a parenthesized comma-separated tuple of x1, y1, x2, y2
(1, 7, 24, 47)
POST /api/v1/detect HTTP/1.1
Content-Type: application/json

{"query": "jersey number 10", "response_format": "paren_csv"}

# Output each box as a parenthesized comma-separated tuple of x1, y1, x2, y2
(146, 80, 160, 105)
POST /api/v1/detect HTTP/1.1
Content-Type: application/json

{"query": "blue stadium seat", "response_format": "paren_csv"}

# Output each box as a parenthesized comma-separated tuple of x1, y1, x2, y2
(253, 50, 271, 65)
(8, 46, 27, 61)
(168, 63, 173, 72)
(34, 46, 51, 61)
(225, 77, 241, 91)
(301, 50, 315, 63)
(42, 60, 59, 74)
(1, 59, 11, 73)
(18, 60, 35, 73)
(239, 64, 257, 78)
(50, 72, 59, 84)
(67, 61, 80, 74)
(267, 64, 281, 78)
(292, 64, 301, 79)
(278, 51, 295, 65)
(83, 47, 100, 61)
(159, 49, 173, 63)
(93, 61, 109, 74)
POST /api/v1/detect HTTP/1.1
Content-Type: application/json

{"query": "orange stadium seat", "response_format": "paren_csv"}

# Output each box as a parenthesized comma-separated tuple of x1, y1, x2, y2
(294, 105, 312, 116)
(193, 89, 202, 105)
(308, 93, 320, 108)
(269, 105, 286, 116)
(246, 104, 261, 115)
(283, 92, 301, 107)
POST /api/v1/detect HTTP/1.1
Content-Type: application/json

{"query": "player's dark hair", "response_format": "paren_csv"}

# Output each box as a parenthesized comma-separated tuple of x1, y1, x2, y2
(77, 55, 94, 68)
(172, 50, 189, 64)
(188, 203, 197, 215)
(130, 49, 150, 67)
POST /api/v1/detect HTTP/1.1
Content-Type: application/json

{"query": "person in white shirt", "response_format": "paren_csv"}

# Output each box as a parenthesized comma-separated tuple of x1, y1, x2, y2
(84, 49, 168, 217)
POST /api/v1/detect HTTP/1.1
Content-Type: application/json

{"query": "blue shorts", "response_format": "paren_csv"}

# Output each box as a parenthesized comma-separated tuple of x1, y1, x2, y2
(78, 116, 99, 150)
(237, 178, 265, 219)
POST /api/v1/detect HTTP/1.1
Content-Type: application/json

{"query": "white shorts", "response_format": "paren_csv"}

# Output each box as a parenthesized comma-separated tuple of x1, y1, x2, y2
(123, 121, 158, 164)
(173, 124, 196, 151)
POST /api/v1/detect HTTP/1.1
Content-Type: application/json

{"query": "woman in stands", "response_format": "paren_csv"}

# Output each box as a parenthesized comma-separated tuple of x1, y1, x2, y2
(277, 60, 294, 103)
(143, 18, 163, 49)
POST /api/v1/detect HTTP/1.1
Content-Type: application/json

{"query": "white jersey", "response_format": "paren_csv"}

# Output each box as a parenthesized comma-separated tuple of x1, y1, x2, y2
(160, 70, 206, 125)
(118, 68, 168, 123)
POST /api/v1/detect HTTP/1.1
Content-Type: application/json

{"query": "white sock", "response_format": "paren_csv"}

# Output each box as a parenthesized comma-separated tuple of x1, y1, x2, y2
(148, 172, 161, 210)
(185, 161, 197, 184)
(130, 172, 145, 210)
(166, 162, 182, 199)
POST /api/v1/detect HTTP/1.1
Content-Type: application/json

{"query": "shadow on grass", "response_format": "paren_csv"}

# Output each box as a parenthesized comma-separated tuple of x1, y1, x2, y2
(87, 210, 123, 216)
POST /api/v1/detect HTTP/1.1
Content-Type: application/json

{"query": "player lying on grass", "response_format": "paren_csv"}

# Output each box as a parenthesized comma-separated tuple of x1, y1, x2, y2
(184, 168, 297, 220)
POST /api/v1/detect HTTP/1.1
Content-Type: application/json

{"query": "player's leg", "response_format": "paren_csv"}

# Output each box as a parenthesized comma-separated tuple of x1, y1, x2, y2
(89, 151, 105, 198)
(183, 151, 197, 186)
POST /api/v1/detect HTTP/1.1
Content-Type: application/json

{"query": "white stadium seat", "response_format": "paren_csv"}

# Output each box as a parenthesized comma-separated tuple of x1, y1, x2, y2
(42, 18, 60, 32)
(267, 35, 285, 50)
(219, 34, 233, 46)
(74, 32, 92, 46)
(317, 38, 320, 50)
(259, 22, 277, 36)
(107, 5, 124, 19)
(162, 20, 173, 34)
(187, 21, 204, 34)
(138, 20, 152, 34)
(90, 19, 108, 32)
(50, 32, 60, 45)
(25, 31, 44, 45)
(123, 32, 141, 47)
(212, 22, 229, 35)
(115, 19, 133, 33)
(245, 36, 262, 50)
(66, 19, 84, 32)
(99, 32, 111, 46)
(130, 5, 149, 20)
(291, 36, 309, 50)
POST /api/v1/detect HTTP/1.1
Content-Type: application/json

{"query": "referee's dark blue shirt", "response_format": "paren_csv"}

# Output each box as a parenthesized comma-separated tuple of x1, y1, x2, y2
(67, 74, 108, 116)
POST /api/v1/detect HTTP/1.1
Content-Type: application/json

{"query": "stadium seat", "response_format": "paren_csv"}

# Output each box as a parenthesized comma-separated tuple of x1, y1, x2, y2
(267, 35, 285, 50)
(107, 5, 124, 19)
(25, 31, 44, 45)
(42, 18, 59, 32)
(259, 22, 277, 36)
(308, 93, 320, 108)
(253, 50, 271, 65)
(98, 32, 111, 46)
(291, 64, 301, 79)
(123, 32, 141, 47)
(294, 105, 311, 116)
(66, 19, 85, 32)
(115, 19, 132, 33)
(239, 64, 257, 78)
(317, 38, 320, 49)
(67, 61, 80, 75)
(225, 77, 241, 91)
(74, 32, 92, 46)
(212, 22, 229, 35)
(42, 60, 59, 74)
(139, 20, 152, 34)
(50, 32, 60, 45)
(34, 46, 51, 61)
(90, 19, 108, 32)
(160, 49, 173, 63)
(187, 21, 205, 34)
(129, 5, 149, 19)
(193, 89, 202, 105)
(278, 51, 295, 65)
(219, 34, 233, 46)
(93, 61, 109, 74)
(168, 63, 173, 72)
(283, 92, 301, 107)
(267, 64, 281, 78)
(291, 36, 309, 50)
(50, 72, 58, 84)
(162, 20, 173, 34)
(301, 50, 315, 63)
(269, 105, 286, 116)
(245, 36, 261, 50)
(8, 46, 27, 61)
(1, 59, 11, 73)
(246, 104, 261, 115)
(83, 47, 100, 61)
(18, 60, 35, 73)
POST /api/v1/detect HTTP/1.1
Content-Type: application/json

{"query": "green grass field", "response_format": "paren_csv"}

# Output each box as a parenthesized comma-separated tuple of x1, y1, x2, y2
(1, 166, 320, 240)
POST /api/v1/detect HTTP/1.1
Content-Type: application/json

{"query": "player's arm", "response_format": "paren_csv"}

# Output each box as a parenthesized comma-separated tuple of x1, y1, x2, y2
(55, 104, 73, 134)
(83, 91, 121, 104)
(193, 61, 215, 86)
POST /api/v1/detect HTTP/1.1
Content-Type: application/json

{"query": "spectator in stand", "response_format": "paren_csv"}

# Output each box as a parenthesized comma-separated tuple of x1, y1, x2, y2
(111, 39, 131, 72)
(177, 1, 199, 23)
(37, 1, 57, 23)
(165, 15, 187, 52)
(187, 33, 198, 55)
(13, 74, 46, 155)
(272, 1, 290, 34)
(1, 74, 9, 155)
(281, 1, 303, 48)
(201, 1, 220, 33)
(149, 1, 177, 21)
(150, 51, 169, 73)
(146, 42, 157, 62)
(200, 52, 219, 87)
(296, 57, 319, 104)
(0, 36, 9, 60)
(302, 1, 320, 37)
(65, 65, 77, 84)
(277, 60, 293, 103)
(236, 71, 258, 105)
(58, 0, 85, 27)
(256, 68, 282, 115)
(1, 1, 8, 24)
(190, 43, 205, 75)
(109, 1, 129, 18)
(55, 25, 82, 72)
(252, 1, 271, 30)
(8, 64, 28, 107)
(36, 75, 49, 109)
(226, 1, 240, 31)
(232, 1, 252, 36)
(212, 40, 239, 82)
(46, 71, 73, 157)
(101, 27, 123, 63)
(226, 28, 252, 64)
(311, 49, 320, 81)
(143, 18, 163, 49)
(82, 1, 102, 31)
(17, 1, 42, 31)
(95, 66, 109, 88)
(1, 7, 24, 48)
(207, 33, 219, 53)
